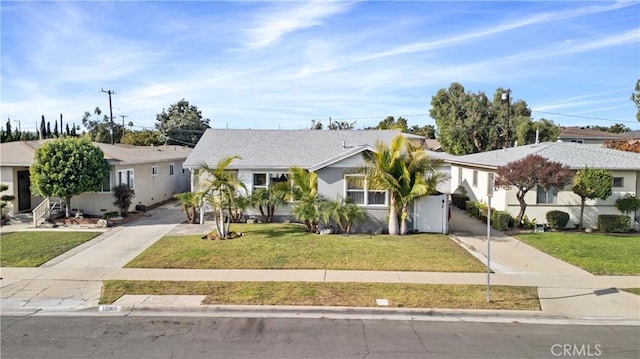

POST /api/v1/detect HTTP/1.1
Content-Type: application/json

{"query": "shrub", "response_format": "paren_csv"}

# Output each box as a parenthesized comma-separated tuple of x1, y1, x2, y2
(102, 211, 119, 219)
(451, 193, 469, 210)
(491, 211, 513, 231)
(546, 210, 569, 231)
(113, 184, 135, 217)
(615, 194, 640, 215)
(465, 201, 479, 218)
(598, 215, 631, 233)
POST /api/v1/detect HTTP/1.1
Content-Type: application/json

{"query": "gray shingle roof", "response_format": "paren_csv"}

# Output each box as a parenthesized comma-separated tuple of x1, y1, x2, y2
(183, 129, 410, 170)
(0, 140, 191, 167)
(447, 142, 640, 170)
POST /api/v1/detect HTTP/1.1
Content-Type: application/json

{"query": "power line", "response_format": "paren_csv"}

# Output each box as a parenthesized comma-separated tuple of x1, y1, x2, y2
(531, 110, 637, 124)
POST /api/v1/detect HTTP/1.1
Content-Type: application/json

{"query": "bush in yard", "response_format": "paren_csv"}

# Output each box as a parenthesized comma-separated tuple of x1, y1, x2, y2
(112, 184, 135, 217)
(465, 200, 479, 218)
(546, 210, 570, 231)
(451, 193, 469, 210)
(0, 183, 15, 221)
(598, 215, 631, 233)
(491, 211, 513, 231)
(615, 194, 640, 216)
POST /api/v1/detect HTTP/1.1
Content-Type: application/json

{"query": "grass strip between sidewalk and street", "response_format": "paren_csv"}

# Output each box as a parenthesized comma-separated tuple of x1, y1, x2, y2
(101, 280, 540, 310)
(514, 232, 640, 275)
(621, 288, 640, 296)
(0, 231, 101, 267)
(126, 223, 485, 272)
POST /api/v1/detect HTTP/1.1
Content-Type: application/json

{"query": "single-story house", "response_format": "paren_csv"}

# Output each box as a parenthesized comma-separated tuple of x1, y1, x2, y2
(557, 126, 625, 144)
(0, 140, 192, 219)
(183, 129, 449, 233)
(447, 142, 640, 229)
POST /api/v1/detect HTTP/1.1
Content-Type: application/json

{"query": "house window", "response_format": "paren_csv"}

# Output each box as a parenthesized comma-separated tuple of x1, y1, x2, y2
(118, 169, 134, 189)
(472, 170, 478, 187)
(251, 172, 290, 193)
(100, 172, 111, 192)
(536, 185, 557, 204)
(457, 167, 463, 186)
(152, 166, 158, 176)
(570, 139, 584, 144)
(345, 175, 387, 206)
(252, 173, 267, 192)
(612, 177, 624, 188)
(169, 164, 174, 176)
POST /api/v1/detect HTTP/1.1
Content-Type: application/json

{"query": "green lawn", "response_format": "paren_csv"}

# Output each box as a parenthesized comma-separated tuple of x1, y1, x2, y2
(622, 288, 640, 296)
(126, 223, 485, 272)
(101, 280, 540, 310)
(0, 231, 101, 267)
(515, 232, 640, 275)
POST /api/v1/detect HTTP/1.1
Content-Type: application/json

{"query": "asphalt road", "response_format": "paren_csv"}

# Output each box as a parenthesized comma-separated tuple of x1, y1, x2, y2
(1, 316, 638, 359)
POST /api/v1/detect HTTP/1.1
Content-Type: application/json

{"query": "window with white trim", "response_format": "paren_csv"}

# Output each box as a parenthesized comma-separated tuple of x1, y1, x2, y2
(169, 164, 175, 176)
(251, 172, 290, 193)
(536, 185, 557, 204)
(345, 175, 387, 206)
(118, 169, 134, 189)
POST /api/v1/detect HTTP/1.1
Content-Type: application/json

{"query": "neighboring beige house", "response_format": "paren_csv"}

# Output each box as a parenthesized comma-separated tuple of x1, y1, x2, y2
(557, 126, 625, 144)
(447, 142, 640, 229)
(0, 140, 192, 218)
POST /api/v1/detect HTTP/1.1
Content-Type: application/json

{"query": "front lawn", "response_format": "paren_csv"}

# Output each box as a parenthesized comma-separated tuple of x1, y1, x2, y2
(515, 232, 640, 275)
(0, 231, 101, 267)
(101, 280, 540, 310)
(126, 223, 485, 272)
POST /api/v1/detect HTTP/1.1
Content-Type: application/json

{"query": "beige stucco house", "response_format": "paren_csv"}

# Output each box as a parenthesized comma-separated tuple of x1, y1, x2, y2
(0, 140, 191, 219)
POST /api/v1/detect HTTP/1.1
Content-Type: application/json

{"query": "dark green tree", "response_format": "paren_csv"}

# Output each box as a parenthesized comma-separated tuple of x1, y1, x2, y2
(30, 137, 110, 218)
(82, 107, 124, 143)
(631, 79, 640, 122)
(2, 119, 12, 142)
(46, 121, 51, 138)
(53, 121, 59, 138)
(121, 130, 164, 146)
(156, 99, 210, 147)
(112, 184, 135, 217)
(65, 124, 71, 136)
(408, 124, 436, 139)
(368, 116, 409, 132)
(572, 167, 613, 230)
(39, 115, 46, 139)
(515, 118, 560, 145)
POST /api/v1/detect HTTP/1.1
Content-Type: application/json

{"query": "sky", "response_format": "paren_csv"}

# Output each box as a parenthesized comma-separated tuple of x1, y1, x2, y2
(1, 0, 639, 135)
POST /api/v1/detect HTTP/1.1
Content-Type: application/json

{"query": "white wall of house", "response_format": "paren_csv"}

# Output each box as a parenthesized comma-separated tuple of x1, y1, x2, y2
(0, 166, 46, 215)
(453, 164, 640, 229)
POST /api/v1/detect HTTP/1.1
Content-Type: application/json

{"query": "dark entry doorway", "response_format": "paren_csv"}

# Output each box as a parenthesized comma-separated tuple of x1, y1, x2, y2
(17, 170, 31, 211)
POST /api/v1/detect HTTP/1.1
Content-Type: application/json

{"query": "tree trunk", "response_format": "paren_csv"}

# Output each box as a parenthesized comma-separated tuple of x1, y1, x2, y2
(65, 196, 71, 218)
(579, 197, 586, 230)
(388, 194, 399, 235)
(515, 193, 527, 226)
(400, 203, 409, 235)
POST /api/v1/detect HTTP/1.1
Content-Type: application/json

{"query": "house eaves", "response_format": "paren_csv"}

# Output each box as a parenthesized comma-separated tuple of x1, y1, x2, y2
(308, 145, 373, 172)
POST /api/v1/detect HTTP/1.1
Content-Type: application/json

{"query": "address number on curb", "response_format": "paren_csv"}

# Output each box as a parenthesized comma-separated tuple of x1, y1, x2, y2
(98, 305, 121, 312)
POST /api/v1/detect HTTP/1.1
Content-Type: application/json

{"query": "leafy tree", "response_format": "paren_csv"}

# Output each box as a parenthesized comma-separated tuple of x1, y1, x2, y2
(515, 118, 559, 145)
(289, 167, 323, 232)
(156, 99, 210, 147)
(494, 154, 572, 226)
(197, 156, 246, 238)
(368, 116, 408, 132)
(327, 119, 356, 130)
(590, 123, 631, 133)
(430, 83, 536, 154)
(615, 194, 640, 216)
(112, 184, 135, 217)
(572, 167, 613, 229)
(82, 107, 124, 144)
(121, 130, 164, 146)
(30, 137, 110, 218)
(408, 124, 436, 139)
(250, 182, 289, 223)
(632, 79, 640, 122)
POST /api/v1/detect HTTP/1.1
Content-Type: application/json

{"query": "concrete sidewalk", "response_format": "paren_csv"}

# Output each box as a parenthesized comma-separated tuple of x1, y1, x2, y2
(1, 205, 638, 323)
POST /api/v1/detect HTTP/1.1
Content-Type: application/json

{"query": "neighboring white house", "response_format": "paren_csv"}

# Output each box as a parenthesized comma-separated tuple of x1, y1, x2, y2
(447, 142, 640, 229)
(0, 140, 192, 217)
(183, 129, 449, 233)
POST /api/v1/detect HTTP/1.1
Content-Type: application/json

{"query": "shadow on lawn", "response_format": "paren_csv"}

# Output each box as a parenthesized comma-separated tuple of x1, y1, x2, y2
(241, 224, 311, 239)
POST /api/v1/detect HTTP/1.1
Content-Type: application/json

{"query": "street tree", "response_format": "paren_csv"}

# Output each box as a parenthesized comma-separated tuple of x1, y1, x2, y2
(494, 155, 572, 226)
(156, 99, 210, 147)
(121, 130, 164, 146)
(30, 137, 110, 218)
(572, 167, 613, 230)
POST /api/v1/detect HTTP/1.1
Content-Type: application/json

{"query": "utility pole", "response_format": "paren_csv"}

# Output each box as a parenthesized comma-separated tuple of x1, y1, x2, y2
(120, 115, 128, 141)
(101, 89, 116, 144)
(501, 89, 511, 148)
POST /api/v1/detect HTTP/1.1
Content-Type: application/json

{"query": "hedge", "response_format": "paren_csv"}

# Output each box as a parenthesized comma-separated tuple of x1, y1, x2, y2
(451, 193, 469, 210)
(598, 215, 631, 233)
(546, 210, 569, 231)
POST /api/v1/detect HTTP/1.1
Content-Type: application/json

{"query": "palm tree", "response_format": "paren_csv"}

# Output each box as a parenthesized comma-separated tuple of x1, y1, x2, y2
(289, 167, 323, 232)
(197, 156, 246, 238)
(361, 135, 407, 235)
(396, 145, 447, 234)
(320, 197, 368, 234)
(250, 182, 289, 223)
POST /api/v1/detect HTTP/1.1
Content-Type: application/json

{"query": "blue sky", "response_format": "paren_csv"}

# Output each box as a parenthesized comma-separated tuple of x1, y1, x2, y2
(1, 1, 639, 134)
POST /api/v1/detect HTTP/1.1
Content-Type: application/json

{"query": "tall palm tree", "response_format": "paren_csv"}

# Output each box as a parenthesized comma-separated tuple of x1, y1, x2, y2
(361, 135, 407, 235)
(197, 156, 246, 238)
(289, 167, 323, 232)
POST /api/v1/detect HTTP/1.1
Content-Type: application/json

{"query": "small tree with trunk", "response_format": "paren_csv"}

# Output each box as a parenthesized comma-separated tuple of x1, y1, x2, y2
(112, 184, 135, 217)
(572, 167, 613, 229)
(495, 154, 572, 226)
(30, 137, 110, 218)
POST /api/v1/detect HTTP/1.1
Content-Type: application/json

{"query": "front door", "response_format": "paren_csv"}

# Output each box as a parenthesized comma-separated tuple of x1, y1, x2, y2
(17, 170, 31, 211)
